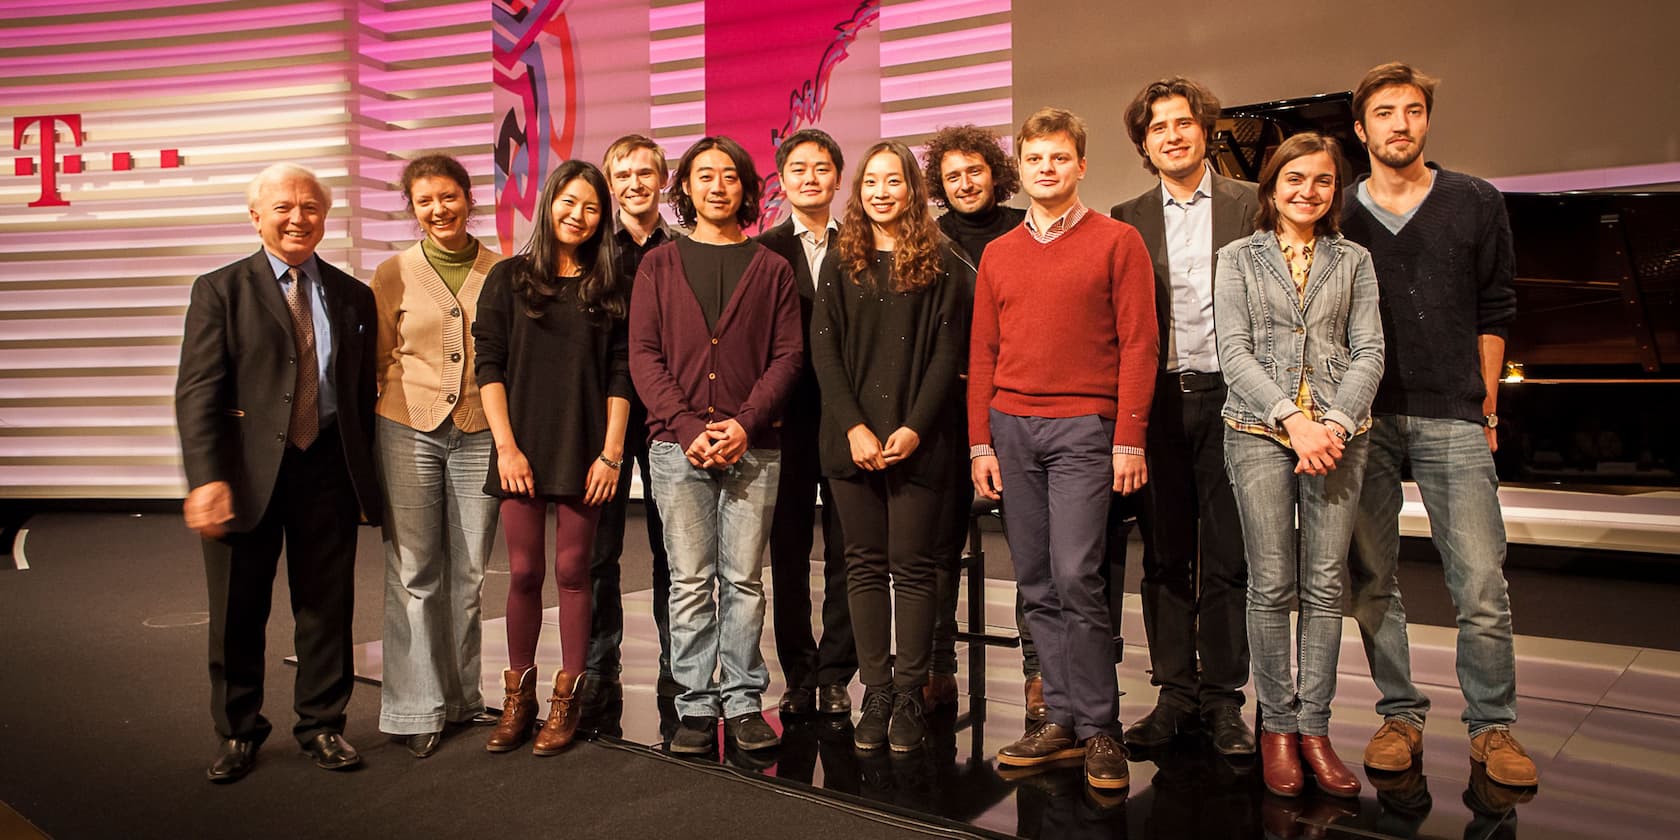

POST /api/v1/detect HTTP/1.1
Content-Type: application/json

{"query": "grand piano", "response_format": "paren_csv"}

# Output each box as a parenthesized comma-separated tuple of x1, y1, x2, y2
(1212, 93, 1680, 492)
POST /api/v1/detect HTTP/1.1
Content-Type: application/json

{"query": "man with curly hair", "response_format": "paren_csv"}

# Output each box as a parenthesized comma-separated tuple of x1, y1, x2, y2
(919, 124, 1048, 718)
(925, 124, 1025, 266)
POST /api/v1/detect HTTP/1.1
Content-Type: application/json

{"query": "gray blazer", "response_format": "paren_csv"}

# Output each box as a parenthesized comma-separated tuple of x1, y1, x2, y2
(1213, 230, 1384, 436)
(1110, 171, 1259, 370)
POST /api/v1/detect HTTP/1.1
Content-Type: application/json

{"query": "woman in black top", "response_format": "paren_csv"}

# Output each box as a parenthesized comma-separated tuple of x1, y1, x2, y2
(474, 160, 632, 756)
(810, 141, 973, 752)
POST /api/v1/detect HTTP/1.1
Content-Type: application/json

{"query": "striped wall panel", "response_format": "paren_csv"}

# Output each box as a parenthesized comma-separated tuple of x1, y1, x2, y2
(0, 0, 490, 499)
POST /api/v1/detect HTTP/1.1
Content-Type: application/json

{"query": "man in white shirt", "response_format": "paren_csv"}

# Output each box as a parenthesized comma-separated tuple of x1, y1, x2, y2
(753, 129, 857, 717)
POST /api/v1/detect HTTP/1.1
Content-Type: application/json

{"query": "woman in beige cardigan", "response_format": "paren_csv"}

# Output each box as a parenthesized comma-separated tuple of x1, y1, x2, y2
(371, 154, 504, 758)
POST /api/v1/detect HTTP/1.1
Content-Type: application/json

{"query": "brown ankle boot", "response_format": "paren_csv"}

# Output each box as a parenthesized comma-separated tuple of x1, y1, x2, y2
(1300, 734, 1361, 798)
(533, 669, 581, 756)
(1260, 730, 1303, 796)
(485, 667, 538, 752)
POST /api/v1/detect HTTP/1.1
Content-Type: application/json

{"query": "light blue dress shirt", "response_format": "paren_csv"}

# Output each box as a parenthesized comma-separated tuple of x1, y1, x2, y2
(265, 250, 337, 425)
(1161, 166, 1217, 373)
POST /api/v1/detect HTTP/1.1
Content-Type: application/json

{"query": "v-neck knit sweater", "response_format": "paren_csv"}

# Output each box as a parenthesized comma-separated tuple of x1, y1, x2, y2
(967, 211, 1158, 450)
(1341, 165, 1516, 423)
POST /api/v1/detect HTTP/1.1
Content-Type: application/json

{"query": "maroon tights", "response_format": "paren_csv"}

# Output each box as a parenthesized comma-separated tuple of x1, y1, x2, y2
(500, 496, 599, 676)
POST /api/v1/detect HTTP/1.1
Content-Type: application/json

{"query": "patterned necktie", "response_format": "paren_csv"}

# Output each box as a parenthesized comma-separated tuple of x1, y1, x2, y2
(284, 266, 320, 449)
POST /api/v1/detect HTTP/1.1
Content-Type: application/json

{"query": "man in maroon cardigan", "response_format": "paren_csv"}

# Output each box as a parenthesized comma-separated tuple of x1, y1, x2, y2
(969, 108, 1158, 792)
(629, 135, 804, 756)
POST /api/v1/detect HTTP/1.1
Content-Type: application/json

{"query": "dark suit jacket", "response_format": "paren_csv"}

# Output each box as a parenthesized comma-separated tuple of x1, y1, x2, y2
(1111, 172, 1259, 371)
(753, 218, 823, 431)
(175, 249, 381, 531)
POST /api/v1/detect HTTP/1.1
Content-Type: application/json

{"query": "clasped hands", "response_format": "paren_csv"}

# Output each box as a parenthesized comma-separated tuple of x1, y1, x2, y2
(847, 424, 920, 471)
(686, 418, 749, 469)
(1283, 413, 1350, 476)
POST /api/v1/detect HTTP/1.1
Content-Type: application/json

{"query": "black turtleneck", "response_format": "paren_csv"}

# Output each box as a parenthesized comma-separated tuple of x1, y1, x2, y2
(937, 203, 1026, 266)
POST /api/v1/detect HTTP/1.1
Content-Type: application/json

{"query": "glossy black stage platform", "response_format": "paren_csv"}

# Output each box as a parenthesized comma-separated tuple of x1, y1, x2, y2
(6, 510, 1680, 839)
(348, 575, 1680, 839)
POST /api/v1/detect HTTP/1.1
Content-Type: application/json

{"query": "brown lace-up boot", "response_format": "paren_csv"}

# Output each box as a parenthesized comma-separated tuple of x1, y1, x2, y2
(485, 667, 538, 752)
(533, 670, 582, 756)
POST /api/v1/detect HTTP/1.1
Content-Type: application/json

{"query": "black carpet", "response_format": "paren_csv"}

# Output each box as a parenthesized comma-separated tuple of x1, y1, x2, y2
(0, 513, 957, 840)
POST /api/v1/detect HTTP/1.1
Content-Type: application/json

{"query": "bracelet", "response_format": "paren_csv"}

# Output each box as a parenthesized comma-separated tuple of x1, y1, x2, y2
(597, 453, 623, 470)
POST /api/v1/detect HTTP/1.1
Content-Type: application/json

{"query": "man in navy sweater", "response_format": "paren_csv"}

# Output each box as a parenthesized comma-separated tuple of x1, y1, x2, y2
(1340, 62, 1536, 789)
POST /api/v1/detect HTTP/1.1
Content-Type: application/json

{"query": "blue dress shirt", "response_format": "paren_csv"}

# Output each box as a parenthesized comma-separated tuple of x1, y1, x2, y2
(264, 250, 337, 426)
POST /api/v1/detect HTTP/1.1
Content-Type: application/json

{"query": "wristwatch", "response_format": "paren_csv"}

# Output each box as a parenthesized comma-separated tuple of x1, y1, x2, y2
(1484, 413, 1499, 429)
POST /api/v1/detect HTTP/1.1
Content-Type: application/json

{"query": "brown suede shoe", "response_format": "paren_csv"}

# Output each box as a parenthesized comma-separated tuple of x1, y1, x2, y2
(997, 721, 1084, 767)
(486, 667, 538, 752)
(1469, 728, 1539, 787)
(1024, 675, 1049, 721)
(1363, 718, 1424, 771)
(923, 673, 958, 708)
(1300, 734, 1361, 798)
(533, 669, 581, 756)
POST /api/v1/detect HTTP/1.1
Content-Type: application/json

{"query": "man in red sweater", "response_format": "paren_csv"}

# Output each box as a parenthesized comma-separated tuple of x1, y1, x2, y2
(969, 107, 1158, 792)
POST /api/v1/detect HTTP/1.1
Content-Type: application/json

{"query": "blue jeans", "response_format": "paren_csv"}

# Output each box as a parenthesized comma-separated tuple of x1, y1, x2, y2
(648, 441, 780, 719)
(1350, 414, 1516, 735)
(1225, 429, 1369, 737)
(375, 416, 500, 735)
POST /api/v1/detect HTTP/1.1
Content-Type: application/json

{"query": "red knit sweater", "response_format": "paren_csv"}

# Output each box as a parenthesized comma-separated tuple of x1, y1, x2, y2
(967, 212, 1158, 449)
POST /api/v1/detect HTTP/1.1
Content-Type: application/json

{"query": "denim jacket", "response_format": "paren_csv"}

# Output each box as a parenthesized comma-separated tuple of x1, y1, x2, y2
(1214, 230, 1384, 436)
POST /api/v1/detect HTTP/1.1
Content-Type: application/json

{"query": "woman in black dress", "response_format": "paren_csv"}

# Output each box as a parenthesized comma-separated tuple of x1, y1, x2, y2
(810, 140, 973, 752)
(475, 160, 632, 755)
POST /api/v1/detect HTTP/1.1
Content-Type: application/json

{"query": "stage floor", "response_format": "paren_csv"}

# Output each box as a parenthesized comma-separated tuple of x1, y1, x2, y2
(348, 572, 1680, 839)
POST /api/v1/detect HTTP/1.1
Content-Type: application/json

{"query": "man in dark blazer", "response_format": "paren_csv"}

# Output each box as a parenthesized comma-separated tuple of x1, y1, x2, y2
(176, 162, 381, 783)
(753, 128, 856, 717)
(1111, 78, 1259, 757)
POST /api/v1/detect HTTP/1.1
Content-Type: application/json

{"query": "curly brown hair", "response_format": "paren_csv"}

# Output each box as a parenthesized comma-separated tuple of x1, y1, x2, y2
(921, 124, 1020, 209)
(839, 142, 943, 293)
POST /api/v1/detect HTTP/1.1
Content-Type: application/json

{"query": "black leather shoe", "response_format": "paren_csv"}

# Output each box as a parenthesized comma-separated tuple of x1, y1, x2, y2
(302, 732, 362, 771)
(1205, 705, 1257, 755)
(578, 672, 623, 719)
(406, 731, 442, 758)
(462, 710, 500, 726)
(779, 686, 815, 715)
(817, 683, 852, 714)
(206, 738, 257, 784)
(1123, 704, 1193, 748)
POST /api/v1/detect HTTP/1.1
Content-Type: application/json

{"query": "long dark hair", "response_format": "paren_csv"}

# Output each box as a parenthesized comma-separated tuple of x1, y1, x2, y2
(515, 160, 624, 321)
(838, 141, 943, 293)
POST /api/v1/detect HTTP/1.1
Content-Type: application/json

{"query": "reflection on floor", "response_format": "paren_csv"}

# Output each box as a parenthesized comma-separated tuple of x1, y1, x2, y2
(349, 576, 1680, 839)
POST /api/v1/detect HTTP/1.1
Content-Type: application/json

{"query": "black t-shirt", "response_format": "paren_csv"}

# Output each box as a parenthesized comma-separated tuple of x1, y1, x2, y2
(676, 237, 755, 331)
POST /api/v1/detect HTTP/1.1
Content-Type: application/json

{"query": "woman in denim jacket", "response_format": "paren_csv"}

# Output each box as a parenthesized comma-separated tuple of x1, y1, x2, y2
(1214, 132, 1384, 799)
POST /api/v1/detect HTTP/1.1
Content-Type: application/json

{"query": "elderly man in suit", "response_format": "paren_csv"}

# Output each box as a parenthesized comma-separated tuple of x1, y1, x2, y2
(753, 128, 857, 717)
(176, 162, 381, 783)
(1111, 78, 1260, 757)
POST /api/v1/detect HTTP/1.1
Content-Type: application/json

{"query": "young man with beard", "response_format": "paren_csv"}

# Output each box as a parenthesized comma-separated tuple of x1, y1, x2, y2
(754, 129, 858, 716)
(970, 108, 1157, 791)
(578, 135, 682, 720)
(921, 124, 1048, 719)
(1110, 78, 1258, 756)
(1340, 62, 1535, 788)
(630, 136, 803, 754)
